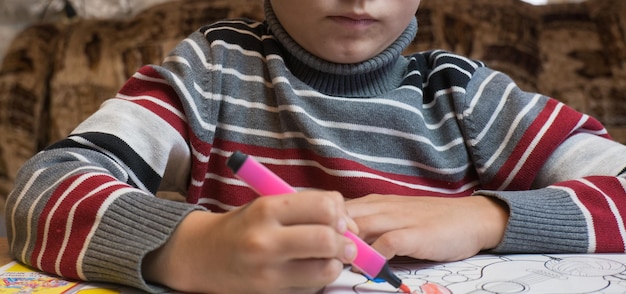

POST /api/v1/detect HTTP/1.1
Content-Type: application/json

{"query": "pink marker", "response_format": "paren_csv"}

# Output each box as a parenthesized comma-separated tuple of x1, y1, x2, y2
(226, 151, 411, 294)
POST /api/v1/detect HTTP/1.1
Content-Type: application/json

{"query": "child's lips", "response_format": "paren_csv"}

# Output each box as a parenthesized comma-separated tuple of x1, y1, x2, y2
(329, 15, 377, 28)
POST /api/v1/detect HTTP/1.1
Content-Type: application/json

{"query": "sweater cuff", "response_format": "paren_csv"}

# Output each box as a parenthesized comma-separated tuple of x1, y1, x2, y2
(81, 192, 204, 292)
(475, 188, 589, 254)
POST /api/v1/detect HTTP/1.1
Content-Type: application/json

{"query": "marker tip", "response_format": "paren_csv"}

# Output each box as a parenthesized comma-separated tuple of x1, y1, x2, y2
(399, 283, 411, 293)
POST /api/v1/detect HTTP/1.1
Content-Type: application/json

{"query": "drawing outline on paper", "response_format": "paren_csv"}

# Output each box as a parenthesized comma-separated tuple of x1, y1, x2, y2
(323, 254, 626, 294)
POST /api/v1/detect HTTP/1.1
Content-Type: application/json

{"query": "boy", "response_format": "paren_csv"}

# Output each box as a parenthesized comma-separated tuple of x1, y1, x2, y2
(6, 0, 626, 293)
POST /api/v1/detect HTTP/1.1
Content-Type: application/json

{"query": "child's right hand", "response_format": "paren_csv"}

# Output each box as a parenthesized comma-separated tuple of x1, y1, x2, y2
(142, 190, 357, 294)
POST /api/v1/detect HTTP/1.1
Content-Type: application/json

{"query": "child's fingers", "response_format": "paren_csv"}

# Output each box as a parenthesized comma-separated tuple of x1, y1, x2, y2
(279, 258, 345, 289)
(276, 225, 356, 262)
(257, 191, 348, 230)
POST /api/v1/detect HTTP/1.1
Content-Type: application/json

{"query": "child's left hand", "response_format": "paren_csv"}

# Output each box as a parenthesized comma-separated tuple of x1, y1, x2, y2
(345, 195, 509, 262)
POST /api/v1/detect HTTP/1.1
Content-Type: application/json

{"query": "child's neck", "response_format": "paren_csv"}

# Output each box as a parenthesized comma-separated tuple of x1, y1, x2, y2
(264, 0, 418, 97)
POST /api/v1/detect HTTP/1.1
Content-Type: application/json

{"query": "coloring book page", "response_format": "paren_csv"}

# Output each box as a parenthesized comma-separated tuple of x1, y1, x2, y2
(322, 254, 626, 294)
(0, 262, 145, 294)
(4, 254, 626, 293)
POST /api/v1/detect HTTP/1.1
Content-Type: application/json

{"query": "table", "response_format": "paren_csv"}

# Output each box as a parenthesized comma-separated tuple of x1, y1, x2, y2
(0, 237, 10, 265)
(2, 237, 626, 293)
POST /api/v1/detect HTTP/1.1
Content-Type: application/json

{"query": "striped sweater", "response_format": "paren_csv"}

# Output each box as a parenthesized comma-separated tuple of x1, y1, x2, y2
(6, 3, 626, 292)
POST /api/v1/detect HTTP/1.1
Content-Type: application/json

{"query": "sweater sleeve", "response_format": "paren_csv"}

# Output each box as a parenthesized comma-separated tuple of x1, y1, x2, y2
(460, 67, 626, 253)
(4, 65, 205, 292)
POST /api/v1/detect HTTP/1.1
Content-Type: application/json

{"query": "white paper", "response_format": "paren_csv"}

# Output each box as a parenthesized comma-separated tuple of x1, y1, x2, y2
(322, 254, 626, 293)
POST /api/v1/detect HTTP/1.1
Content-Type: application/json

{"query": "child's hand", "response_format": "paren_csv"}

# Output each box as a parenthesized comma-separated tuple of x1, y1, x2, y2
(345, 195, 509, 262)
(143, 190, 357, 294)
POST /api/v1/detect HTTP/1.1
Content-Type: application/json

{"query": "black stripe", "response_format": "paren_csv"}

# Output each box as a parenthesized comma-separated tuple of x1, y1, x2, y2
(46, 132, 162, 193)
(200, 20, 284, 56)
(416, 51, 478, 104)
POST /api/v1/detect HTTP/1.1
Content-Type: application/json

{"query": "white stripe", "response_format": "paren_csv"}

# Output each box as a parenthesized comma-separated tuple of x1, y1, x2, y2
(197, 174, 244, 211)
(211, 40, 266, 59)
(423, 86, 467, 109)
(75, 187, 142, 280)
(204, 73, 430, 122)
(536, 133, 626, 185)
(476, 94, 542, 173)
(66, 136, 147, 191)
(171, 39, 272, 88)
(192, 85, 464, 152)
(572, 114, 609, 137)
(286, 90, 455, 131)
(397, 69, 424, 97)
(222, 66, 271, 84)
(427, 64, 473, 82)
(470, 83, 516, 145)
(432, 51, 481, 69)
(397, 84, 424, 97)
(266, 54, 285, 63)
(36, 173, 103, 272)
(204, 25, 271, 41)
(580, 178, 626, 251)
(551, 185, 596, 252)
(217, 123, 469, 174)
(72, 100, 189, 192)
(204, 149, 478, 195)
(263, 156, 478, 194)
(113, 93, 187, 122)
(172, 47, 457, 135)
(262, 75, 436, 123)
(131, 72, 170, 85)
(7, 168, 45, 257)
(191, 143, 210, 164)
(163, 55, 190, 67)
(180, 38, 212, 69)
(169, 73, 217, 133)
(572, 114, 588, 130)
(10, 165, 107, 263)
(210, 19, 265, 28)
(276, 104, 463, 151)
(405, 69, 423, 79)
(462, 71, 500, 118)
(197, 197, 241, 211)
(56, 180, 121, 278)
(497, 103, 563, 190)
(579, 128, 609, 136)
(424, 64, 473, 90)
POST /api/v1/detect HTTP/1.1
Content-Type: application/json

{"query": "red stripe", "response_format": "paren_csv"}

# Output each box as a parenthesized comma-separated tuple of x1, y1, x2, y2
(555, 178, 626, 252)
(489, 100, 583, 190)
(118, 66, 182, 106)
(31, 174, 76, 269)
(135, 65, 164, 79)
(575, 115, 611, 139)
(199, 174, 477, 212)
(187, 132, 214, 204)
(34, 173, 129, 278)
(582, 176, 626, 252)
(219, 140, 476, 192)
(124, 98, 188, 138)
(59, 183, 129, 279)
(188, 139, 479, 211)
(117, 66, 189, 138)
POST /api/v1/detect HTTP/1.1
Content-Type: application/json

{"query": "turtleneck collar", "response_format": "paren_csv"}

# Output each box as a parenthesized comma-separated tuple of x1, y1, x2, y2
(264, 0, 418, 97)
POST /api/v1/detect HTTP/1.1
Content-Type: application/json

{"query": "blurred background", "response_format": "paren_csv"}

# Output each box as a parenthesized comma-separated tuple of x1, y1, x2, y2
(0, 0, 587, 65)
(0, 0, 174, 65)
